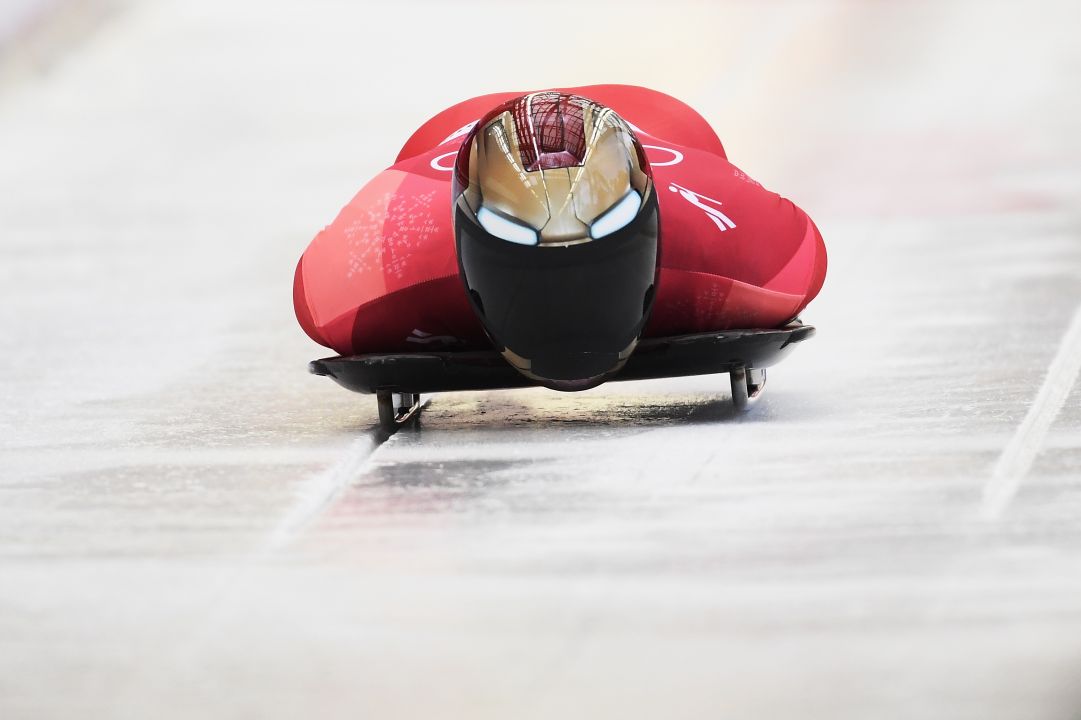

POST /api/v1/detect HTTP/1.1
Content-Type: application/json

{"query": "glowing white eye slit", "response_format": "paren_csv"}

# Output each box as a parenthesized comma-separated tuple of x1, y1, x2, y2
(477, 206, 538, 245)
(590, 191, 642, 239)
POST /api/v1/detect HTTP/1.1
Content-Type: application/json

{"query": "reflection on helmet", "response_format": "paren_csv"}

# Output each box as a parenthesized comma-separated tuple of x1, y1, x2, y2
(453, 92, 659, 391)
(454, 92, 653, 245)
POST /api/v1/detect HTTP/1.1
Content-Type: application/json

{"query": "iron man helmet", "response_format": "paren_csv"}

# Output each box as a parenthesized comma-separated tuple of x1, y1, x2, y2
(452, 92, 659, 391)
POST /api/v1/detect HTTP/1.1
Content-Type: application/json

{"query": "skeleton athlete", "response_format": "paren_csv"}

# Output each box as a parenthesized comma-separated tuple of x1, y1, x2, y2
(294, 84, 826, 388)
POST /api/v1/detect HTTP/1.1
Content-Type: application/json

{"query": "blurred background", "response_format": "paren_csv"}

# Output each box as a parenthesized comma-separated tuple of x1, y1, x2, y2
(2, 1, 1080, 718)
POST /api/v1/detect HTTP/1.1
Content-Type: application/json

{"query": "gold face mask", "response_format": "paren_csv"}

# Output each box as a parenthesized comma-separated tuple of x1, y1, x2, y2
(455, 92, 653, 246)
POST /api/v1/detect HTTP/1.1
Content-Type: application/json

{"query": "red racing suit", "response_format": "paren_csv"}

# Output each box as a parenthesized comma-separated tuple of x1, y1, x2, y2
(294, 84, 827, 356)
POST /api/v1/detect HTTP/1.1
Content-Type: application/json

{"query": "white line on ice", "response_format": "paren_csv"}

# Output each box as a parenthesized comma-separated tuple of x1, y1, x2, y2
(127, 408, 425, 701)
(982, 303, 1081, 520)
(264, 433, 379, 550)
(264, 395, 435, 550)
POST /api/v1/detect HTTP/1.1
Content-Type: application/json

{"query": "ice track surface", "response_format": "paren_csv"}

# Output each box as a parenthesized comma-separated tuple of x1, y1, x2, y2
(3, 1, 1081, 718)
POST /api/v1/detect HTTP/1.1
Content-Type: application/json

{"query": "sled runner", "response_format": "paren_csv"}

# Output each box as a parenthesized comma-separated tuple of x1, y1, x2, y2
(309, 321, 814, 430)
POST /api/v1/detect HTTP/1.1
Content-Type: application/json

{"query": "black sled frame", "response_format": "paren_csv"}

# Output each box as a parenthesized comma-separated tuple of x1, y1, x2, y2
(309, 322, 814, 430)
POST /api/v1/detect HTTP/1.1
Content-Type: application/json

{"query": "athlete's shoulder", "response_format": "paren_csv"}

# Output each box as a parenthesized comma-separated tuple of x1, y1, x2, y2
(395, 90, 525, 164)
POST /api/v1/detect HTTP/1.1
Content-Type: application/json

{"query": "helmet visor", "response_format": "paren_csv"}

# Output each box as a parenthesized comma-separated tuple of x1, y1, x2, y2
(456, 191, 659, 388)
